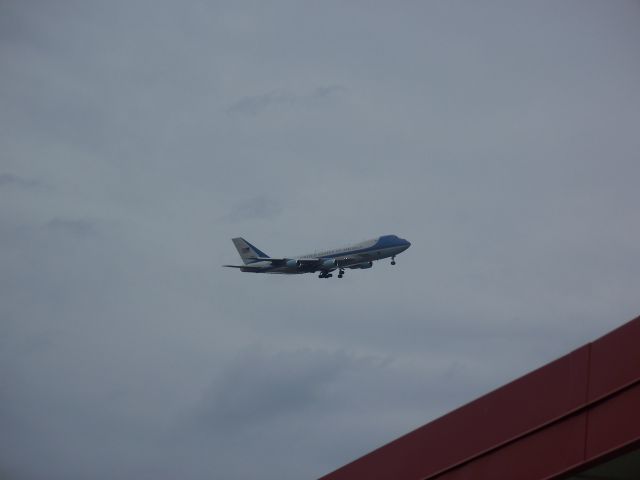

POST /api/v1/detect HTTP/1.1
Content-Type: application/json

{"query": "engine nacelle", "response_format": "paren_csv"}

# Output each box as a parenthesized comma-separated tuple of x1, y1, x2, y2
(320, 259, 338, 269)
(285, 259, 301, 269)
(351, 261, 373, 269)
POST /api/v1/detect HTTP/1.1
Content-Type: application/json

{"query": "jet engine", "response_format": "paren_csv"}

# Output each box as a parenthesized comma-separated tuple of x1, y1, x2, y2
(350, 261, 373, 269)
(285, 259, 303, 269)
(320, 259, 338, 269)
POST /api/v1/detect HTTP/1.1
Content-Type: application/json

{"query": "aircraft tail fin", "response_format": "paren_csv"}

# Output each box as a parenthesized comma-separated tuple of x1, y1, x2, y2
(232, 238, 270, 264)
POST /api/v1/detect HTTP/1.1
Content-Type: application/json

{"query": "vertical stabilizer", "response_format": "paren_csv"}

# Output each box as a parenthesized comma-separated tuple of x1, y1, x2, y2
(232, 238, 270, 264)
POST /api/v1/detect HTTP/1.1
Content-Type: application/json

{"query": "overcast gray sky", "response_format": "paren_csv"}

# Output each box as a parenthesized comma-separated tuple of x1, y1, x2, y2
(2, 1, 640, 479)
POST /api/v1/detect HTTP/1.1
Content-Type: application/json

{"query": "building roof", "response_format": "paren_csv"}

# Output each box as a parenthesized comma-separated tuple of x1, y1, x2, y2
(320, 315, 640, 480)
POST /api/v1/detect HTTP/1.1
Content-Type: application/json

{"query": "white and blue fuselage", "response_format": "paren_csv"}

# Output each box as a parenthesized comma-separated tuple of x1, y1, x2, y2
(224, 235, 411, 279)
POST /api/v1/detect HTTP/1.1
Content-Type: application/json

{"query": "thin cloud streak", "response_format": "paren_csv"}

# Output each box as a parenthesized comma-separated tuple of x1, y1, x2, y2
(226, 85, 347, 116)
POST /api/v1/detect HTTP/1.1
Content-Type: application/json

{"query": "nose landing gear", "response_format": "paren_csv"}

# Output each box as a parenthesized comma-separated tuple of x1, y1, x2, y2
(391, 256, 396, 266)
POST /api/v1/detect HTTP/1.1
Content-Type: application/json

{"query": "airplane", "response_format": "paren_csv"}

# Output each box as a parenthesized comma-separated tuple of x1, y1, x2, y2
(223, 234, 411, 278)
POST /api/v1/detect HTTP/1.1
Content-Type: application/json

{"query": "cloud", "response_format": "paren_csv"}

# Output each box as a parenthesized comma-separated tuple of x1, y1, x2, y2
(45, 218, 98, 237)
(2, 1, 640, 479)
(311, 85, 348, 99)
(0, 173, 42, 189)
(226, 85, 347, 116)
(193, 347, 352, 433)
(222, 195, 283, 222)
(226, 90, 294, 116)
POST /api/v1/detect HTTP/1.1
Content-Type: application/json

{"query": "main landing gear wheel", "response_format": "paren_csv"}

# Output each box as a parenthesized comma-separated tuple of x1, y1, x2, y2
(338, 269, 345, 278)
(391, 256, 396, 266)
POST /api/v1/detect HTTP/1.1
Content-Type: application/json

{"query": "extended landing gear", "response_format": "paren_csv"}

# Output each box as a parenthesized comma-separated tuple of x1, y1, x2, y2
(319, 269, 344, 279)
(391, 256, 396, 266)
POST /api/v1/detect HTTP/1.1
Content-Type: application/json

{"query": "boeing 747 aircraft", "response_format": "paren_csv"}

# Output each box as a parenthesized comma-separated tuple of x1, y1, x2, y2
(224, 235, 411, 278)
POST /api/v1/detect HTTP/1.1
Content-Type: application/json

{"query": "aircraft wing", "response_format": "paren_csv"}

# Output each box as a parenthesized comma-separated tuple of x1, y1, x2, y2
(248, 257, 322, 266)
(222, 264, 264, 271)
(248, 257, 287, 265)
(295, 258, 322, 265)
